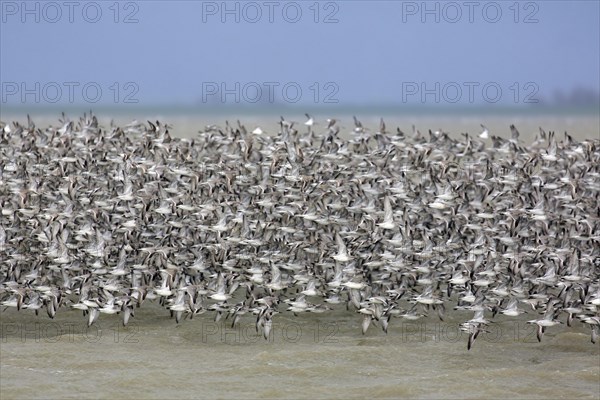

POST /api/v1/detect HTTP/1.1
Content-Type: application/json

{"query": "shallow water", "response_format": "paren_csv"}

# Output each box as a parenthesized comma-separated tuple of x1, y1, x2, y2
(1, 303, 598, 399)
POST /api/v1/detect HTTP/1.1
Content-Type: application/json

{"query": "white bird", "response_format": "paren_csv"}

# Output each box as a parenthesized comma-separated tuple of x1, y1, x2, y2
(332, 233, 352, 262)
(479, 124, 489, 139)
(301, 280, 319, 296)
(210, 273, 231, 301)
(500, 298, 525, 317)
(304, 113, 314, 127)
(527, 303, 562, 342)
(378, 196, 396, 230)
(460, 322, 488, 350)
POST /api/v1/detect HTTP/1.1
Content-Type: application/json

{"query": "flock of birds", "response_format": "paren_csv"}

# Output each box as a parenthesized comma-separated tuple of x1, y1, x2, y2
(1, 113, 599, 350)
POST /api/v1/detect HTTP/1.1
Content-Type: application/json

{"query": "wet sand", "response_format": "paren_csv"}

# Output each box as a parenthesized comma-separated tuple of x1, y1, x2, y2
(1, 303, 599, 400)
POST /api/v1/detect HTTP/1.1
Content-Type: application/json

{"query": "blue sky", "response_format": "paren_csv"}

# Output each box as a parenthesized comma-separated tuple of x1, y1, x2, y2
(1, 0, 599, 109)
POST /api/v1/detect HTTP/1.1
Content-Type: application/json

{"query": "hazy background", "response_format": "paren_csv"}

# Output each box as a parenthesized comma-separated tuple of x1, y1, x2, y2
(1, 1, 599, 111)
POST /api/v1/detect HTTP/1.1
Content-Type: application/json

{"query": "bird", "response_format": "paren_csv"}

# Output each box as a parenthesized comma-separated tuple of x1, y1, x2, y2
(332, 233, 352, 262)
(304, 113, 314, 128)
(479, 124, 489, 139)
(0, 112, 598, 352)
(377, 196, 396, 230)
